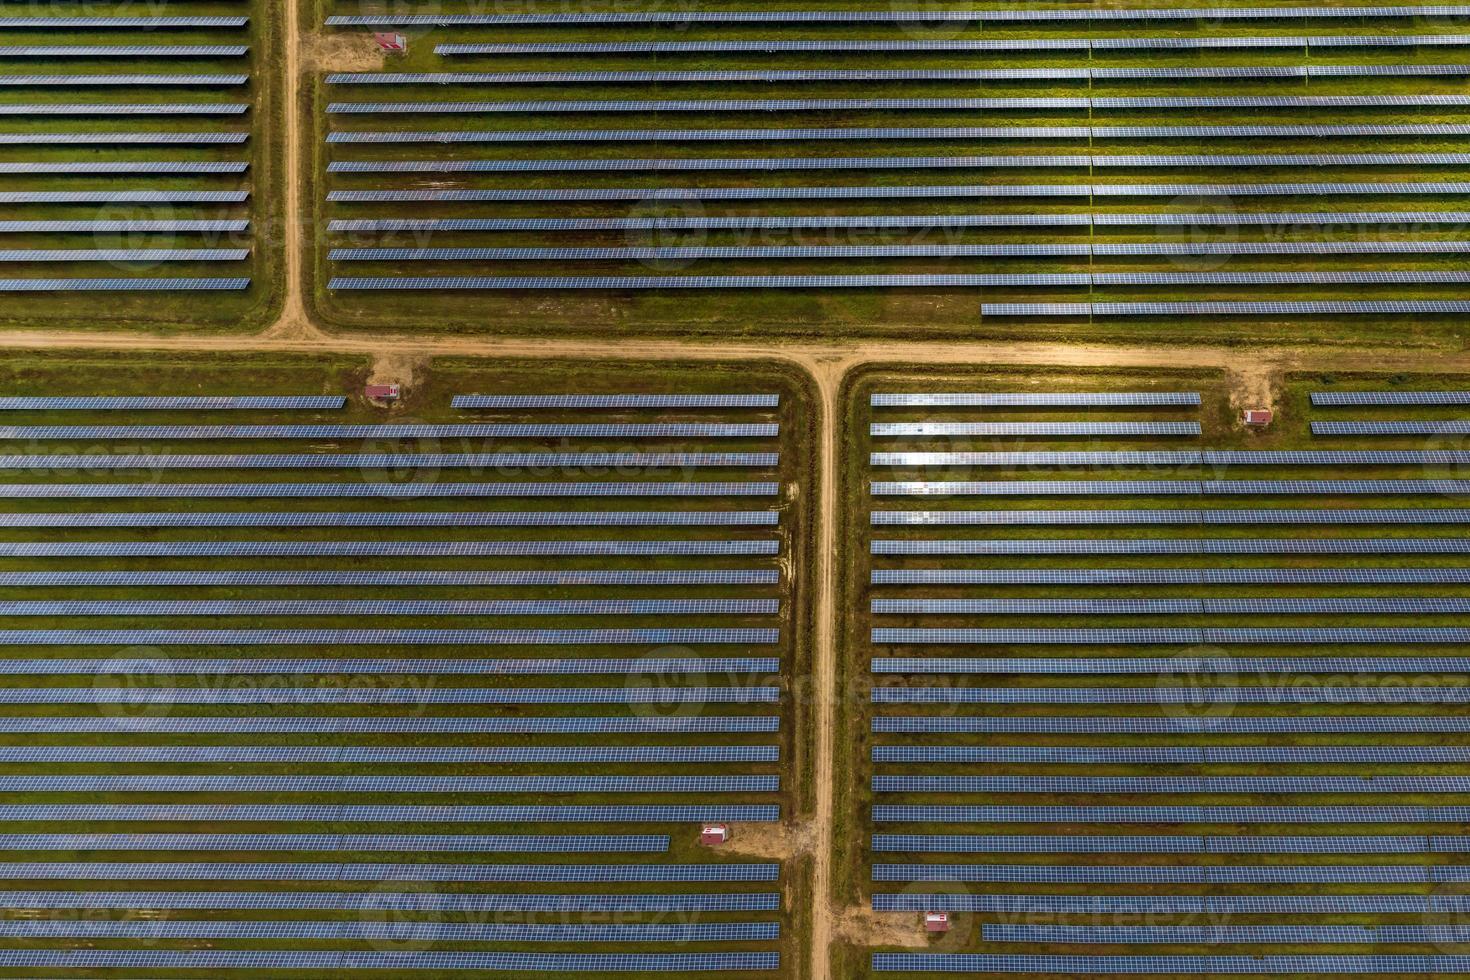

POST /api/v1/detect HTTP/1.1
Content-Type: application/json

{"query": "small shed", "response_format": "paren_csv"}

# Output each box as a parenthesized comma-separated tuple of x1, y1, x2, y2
(1242, 408, 1273, 427)
(374, 32, 407, 53)
(924, 912, 951, 933)
(365, 383, 400, 401)
(700, 823, 729, 846)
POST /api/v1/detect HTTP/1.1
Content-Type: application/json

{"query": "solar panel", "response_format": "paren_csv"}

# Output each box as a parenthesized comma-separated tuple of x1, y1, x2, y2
(0, 422, 775, 439)
(1313, 391, 1470, 405)
(0, 920, 777, 942)
(332, 6, 1470, 22)
(870, 422, 1201, 437)
(0, 279, 248, 292)
(872, 716, 1470, 734)
(874, 864, 1425, 883)
(869, 479, 1470, 496)
(0, 396, 342, 410)
(0, 570, 777, 587)
(434, 35, 1470, 54)
(871, 509, 1470, 526)
(870, 835, 1426, 854)
(0, 539, 778, 557)
(874, 628, 1470, 645)
(0, 17, 248, 26)
(331, 275, 1088, 290)
(872, 686, 1470, 703)
(0, 74, 246, 85)
(0, 452, 777, 470)
(871, 393, 1200, 407)
(15, 686, 781, 704)
(984, 301, 1470, 316)
(0, 137, 245, 147)
(871, 805, 1470, 823)
(0, 250, 245, 263)
(0, 599, 778, 617)
(871, 954, 1470, 973)
(0, 481, 780, 498)
(872, 450, 1470, 466)
(0, 193, 248, 203)
(872, 746, 1470, 763)
(871, 776, 1470, 794)
(871, 895, 1450, 913)
(1316, 421, 1470, 435)
(0, 46, 248, 56)
(873, 599, 1470, 616)
(0, 860, 777, 882)
(871, 538, 1470, 556)
(453, 394, 778, 408)
(0, 627, 779, 645)
(326, 125, 1470, 144)
(0, 716, 781, 733)
(0, 657, 781, 675)
(0, 833, 673, 852)
(0, 510, 779, 527)
(0, 951, 781, 971)
(873, 568, 1470, 585)
(0, 775, 781, 794)
(0, 744, 777, 762)
(0, 103, 246, 115)
(982, 926, 1470, 944)
(0, 890, 781, 911)
(0, 804, 782, 822)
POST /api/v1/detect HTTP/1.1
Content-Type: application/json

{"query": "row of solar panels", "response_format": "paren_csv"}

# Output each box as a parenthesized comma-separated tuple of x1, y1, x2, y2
(454, 393, 779, 408)
(875, 627, 1470, 643)
(325, 152, 1470, 172)
(326, 94, 1470, 112)
(873, 539, 1470, 555)
(0, 46, 247, 56)
(325, 65, 1470, 83)
(0, 657, 778, 675)
(987, 301, 1470, 314)
(0, 279, 249, 291)
(0, 541, 778, 556)
(873, 716, 1470, 733)
(878, 421, 1197, 435)
(0, 687, 780, 703)
(0, 103, 246, 114)
(0, 18, 247, 26)
(0, 952, 779, 972)
(0, 627, 779, 643)
(325, 123, 1470, 141)
(0, 74, 246, 85)
(872, 392, 1199, 407)
(0, 570, 780, 585)
(328, 243, 1470, 258)
(328, 279, 1470, 294)
(0, 804, 782, 821)
(873, 568, 1470, 583)
(0, 744, 779, 761)
(876, 865, 1470, 882)
(875, 656, 1470, 674)
(0, 890, 778, 911)
(875, 449, 1470, 463)
(0, 920, 777, 941)
(0, 776, 781, 793)
(0, 251, 246, 262)
(1320, 421, 1470, 433)
(874, 745, 1470, 762)
(0, 481, 781, 497)
(0, 396, 342, 410)
(0, 452, 775, 469)
(434, 35, 1470, 53)
(874, 508, 1470, 524)
(1313, 390, 1470, 405)
(323, 181, 1470, 200)
(984, 925, 1470, 943)
(872, 775, 1470, 792)
(879, 599, 1470, 616)
(871, 953, 1470, 972)
(0, 510, 781, 526)
(0, 600, 780, 616)
(872, 805, 1470, 822)
(328, 6, 1470, 23)
(871, 479, 1470, 494)
(873, 834, 1470, 852)
(0, 861, 779, 880)
(0, 422, 775, 438)
(873, 687, 1470, 702)
(0, 716, 782, 732)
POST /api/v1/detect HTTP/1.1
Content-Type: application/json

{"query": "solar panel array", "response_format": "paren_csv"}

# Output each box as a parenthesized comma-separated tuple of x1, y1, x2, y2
(0, 384, 793, 972)
(861, 377, 1470, 971)
(319, 1, 1470, 318)
(0, 0, 255, 301)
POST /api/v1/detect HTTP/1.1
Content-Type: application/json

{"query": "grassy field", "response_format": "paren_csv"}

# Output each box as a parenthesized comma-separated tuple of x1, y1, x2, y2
(307, 0, 1470, 343)
(0, 349, 817, 978)
(835, 361, 1470, 976)
(0, 0, 284, 332)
